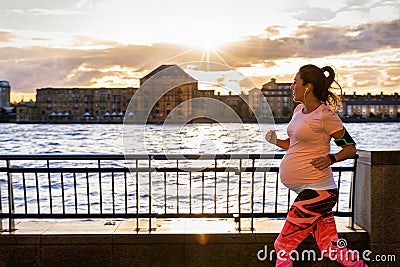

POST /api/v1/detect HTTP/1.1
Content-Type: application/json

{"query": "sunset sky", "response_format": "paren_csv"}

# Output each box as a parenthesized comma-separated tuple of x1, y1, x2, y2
(0, 0, 399, 102)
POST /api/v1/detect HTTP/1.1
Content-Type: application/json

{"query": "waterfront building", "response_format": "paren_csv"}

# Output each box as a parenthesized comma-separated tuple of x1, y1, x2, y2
(12, 70, 400, 123)
(133, 64, 221, 123)
(0, 81, 11, 109)
(249, 78, 400, 121)
(215, 92, 250, 122)
(340, 92, 400, 118)
(135, 65, 198, 123)
(35, 87, 137, 121)
(249, 78, 295, 122)
(261, 78, 294, 119)
(16, 100, 39, 122)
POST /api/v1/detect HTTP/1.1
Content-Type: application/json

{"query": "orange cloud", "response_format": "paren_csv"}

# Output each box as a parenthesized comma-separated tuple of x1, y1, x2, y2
(0, 31, 15, 42)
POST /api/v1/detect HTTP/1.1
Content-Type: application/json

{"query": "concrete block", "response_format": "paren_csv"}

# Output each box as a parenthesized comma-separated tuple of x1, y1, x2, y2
(0, 245, 40, 267)
(113, 244, 184, 267)
(0, 235, 41, 245)
(41, 234, 113, 245)
(113, 233, 184, 244)
(41, 244, 112, 267)
(184, 233, 256, 244)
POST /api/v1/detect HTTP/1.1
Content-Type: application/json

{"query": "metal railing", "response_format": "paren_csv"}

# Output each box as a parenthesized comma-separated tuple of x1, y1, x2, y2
(0, 154, 358, 232)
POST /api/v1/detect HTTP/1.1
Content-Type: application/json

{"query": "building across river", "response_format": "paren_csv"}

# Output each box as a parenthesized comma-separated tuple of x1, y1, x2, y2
(6, 65, 400, 123)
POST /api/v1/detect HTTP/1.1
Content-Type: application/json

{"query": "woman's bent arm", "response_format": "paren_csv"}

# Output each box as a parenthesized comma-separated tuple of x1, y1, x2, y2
(265, 130, 290, 150)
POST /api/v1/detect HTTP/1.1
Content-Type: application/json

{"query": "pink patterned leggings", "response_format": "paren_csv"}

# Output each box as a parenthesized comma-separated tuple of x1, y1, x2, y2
(274, 189, 367, 267)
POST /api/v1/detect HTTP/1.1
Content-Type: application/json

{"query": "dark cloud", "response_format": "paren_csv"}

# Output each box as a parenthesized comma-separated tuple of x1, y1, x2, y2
(223, 19, 400, 62)
(1, 57, 83, 91)
(0, 43, 201, 92)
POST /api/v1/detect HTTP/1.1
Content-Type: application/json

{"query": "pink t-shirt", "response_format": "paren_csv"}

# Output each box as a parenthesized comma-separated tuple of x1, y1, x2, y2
(279, 103, 343, 184)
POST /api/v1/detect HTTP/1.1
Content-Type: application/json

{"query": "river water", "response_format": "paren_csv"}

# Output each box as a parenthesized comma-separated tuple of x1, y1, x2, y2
(0, 122, 399, 216)
(1, 122, 399, 154)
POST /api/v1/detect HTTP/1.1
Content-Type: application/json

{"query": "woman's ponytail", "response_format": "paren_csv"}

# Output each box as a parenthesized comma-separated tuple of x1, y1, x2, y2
(299, 64, 342, 111)
(321, 66, 335, 91)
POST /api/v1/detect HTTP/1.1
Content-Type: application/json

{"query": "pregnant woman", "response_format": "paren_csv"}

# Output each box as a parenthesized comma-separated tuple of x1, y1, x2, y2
(265, 64, 367, 267)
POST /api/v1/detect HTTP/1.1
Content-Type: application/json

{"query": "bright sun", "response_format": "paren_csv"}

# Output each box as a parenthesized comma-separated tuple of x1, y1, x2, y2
(187, 32, 230, 52)
(194, 39, 221, 51)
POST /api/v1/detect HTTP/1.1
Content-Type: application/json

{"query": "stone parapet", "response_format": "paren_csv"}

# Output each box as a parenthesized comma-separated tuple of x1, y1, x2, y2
(355, 149, 400, 266)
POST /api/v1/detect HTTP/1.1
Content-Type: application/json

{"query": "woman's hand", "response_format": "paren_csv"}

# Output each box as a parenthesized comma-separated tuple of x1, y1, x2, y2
(310, 156, 332, 170)
(265, 130, 277, 145)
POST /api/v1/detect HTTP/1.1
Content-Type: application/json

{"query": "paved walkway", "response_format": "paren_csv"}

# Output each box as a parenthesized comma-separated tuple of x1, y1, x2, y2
(1, 217, 365, 235)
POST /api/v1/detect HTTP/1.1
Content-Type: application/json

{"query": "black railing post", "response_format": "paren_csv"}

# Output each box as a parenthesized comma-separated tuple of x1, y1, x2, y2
(251, 158, 255, 232)
(47, 160, 53, 214)
(98, 160, 103, 214)
(6, 160, 15, 231)
(238, 159, 242, 232)
(349, 156, 358, 229)
(176, 160, 179, 214)
(214, 159, 217, 214)
(148, 157, 152, 232)
(135, 159, 139, 232)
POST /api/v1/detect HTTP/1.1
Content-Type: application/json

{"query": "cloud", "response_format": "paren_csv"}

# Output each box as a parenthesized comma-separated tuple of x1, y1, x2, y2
(264, 26, 283, 37)
(224, 19, 400, 62)
(74, 0, 94, 9)
(294, 7, 337, 21)
(27, 8, 84, 16)
(31, 37, 51, 42)
(1, 19, 399, 96)
(71, 35, 120, 47)
(0, 31, 16, 42)
(0, 43, 198, 92)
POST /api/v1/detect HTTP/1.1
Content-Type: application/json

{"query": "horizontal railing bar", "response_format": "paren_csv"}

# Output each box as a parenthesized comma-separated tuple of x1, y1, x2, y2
(0, 214, 157, 219)
(0, 213, 286, 219)
(0, 153, 280, 160)
(0, 166, 354, 174)
(0, 153, 359, 161)
(0, 167, 129, 173)
(0, 211, 351, 219)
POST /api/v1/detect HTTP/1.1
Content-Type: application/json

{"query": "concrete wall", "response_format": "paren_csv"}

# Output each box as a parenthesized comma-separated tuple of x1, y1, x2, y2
(0, 231, 368, 267)
(355, 149, 400, 266)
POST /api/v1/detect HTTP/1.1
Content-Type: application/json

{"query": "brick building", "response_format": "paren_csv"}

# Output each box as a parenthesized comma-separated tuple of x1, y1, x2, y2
(340, 92, 400, 118)
(249, 78, 400, 122)
(249, 78, 295, 122)
(132, 64, 221, 123)
(35, 87, 137, 121)
(16, 101, 39, 122)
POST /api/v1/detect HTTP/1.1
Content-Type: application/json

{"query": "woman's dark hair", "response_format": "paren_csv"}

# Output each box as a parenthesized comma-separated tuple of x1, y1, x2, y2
(299, 64, 342, 110)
